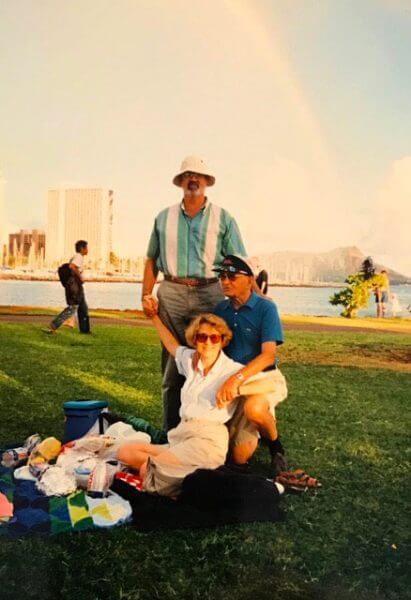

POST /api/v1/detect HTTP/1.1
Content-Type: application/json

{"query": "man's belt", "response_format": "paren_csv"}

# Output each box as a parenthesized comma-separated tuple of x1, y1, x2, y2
(164, 275, 218, 287)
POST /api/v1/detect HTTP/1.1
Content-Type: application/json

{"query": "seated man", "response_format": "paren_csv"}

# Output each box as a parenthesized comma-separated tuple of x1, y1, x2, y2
(213, 255, 288, 473)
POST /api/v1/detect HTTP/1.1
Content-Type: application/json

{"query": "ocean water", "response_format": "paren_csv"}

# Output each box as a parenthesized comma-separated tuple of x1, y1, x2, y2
(1, 279, 410, 317)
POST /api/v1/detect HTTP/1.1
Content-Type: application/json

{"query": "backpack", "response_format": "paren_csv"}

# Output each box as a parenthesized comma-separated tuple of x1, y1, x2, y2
(180, 465, 282, 519)
(57, 263, 72, 286)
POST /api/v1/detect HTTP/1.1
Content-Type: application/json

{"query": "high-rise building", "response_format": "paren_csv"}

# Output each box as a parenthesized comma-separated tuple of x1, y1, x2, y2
(8, 229, 45, 268)
(9, 229, 45, 258)
(46, 186, 113, 269)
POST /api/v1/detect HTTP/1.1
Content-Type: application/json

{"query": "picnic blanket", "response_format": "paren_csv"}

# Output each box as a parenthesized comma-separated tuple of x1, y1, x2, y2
(1, 461, 283, 537)
(0, 466, 131, 538)
(0, 466, 94, 537)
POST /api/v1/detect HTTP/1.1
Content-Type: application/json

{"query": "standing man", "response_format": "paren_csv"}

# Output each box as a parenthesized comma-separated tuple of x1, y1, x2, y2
(213, 255, 288, 474)
(379, 270, 390, 318)
(142, 156, 246, 431)
(44, 240, 91, 334)
(373, 270, 390, 318)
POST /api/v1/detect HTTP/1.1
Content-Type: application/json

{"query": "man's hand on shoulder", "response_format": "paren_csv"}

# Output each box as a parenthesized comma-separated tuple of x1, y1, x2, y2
(142, 294, 158, 318)
(216, 374, 242, 408)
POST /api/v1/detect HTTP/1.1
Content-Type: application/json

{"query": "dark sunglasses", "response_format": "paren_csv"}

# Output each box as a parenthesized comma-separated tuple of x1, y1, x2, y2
(218, 272, 238, 281)
(195, 333, 223, 344)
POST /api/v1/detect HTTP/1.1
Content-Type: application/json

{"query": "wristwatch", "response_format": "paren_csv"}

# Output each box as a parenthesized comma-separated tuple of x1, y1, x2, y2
(235, 372, 245, 381)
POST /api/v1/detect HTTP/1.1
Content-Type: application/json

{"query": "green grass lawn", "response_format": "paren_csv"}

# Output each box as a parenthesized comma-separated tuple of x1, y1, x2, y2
(0, 322, 410, 600)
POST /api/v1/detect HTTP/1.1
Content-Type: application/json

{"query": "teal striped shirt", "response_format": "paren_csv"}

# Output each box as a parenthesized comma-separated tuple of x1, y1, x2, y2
(146, 201, 246, 278)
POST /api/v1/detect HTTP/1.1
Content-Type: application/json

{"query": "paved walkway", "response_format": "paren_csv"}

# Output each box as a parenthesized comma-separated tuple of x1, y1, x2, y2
(0, 313, 408, 334)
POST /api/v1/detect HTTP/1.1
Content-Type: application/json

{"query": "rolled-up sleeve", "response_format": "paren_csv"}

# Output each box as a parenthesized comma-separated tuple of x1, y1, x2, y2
(222, 216, 246, 256)
(146, 220, 159, 259)
(175, 346, 195, 377)
(261, 302, 284, 346)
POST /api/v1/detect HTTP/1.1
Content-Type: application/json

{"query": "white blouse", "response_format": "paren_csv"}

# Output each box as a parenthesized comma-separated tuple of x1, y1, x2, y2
(175, 346, 242, 423)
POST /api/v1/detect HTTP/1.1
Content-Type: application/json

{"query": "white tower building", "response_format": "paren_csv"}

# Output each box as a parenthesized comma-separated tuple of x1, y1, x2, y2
(46, 186, 113, 270)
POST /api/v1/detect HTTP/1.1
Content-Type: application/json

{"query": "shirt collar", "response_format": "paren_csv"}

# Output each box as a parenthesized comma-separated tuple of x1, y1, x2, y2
(244, 291, 259, 308)
(228, 291, 258, 311)
(219, 298, 231, 311)
(181, 197, 209, 215)
(196, 349, 228, 376)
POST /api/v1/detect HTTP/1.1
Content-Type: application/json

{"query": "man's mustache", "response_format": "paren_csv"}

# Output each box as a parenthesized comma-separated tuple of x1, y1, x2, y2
(188, 180, 200, 190)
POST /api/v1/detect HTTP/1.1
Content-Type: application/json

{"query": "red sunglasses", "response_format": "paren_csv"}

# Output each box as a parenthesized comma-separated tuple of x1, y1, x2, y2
(195, 333, 223, 344)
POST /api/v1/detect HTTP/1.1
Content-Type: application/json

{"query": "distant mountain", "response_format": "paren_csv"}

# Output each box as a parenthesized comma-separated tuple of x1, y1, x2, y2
(259, 246, 410, 285)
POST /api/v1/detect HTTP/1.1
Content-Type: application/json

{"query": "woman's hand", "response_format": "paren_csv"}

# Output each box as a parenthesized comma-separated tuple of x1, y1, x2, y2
(191, 351, 200, 371)
(216, 375, 241, 408)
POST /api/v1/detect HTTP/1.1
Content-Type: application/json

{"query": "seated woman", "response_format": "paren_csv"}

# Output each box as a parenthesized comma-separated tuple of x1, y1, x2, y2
(117, 313, 243, 496)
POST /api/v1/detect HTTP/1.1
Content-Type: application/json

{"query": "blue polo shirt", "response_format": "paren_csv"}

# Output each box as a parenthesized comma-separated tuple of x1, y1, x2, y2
(214, 291, 283, 367)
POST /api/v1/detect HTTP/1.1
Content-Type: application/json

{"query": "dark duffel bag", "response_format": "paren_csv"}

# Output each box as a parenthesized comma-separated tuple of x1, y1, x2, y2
(58, 263, 71, 286)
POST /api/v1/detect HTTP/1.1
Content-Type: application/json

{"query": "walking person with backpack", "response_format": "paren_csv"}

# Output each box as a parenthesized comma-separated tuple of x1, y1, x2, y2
(44, 240, 91, 334)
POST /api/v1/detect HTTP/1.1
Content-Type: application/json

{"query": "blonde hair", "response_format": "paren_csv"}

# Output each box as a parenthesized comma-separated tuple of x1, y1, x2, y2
(185, 313, 232, 348)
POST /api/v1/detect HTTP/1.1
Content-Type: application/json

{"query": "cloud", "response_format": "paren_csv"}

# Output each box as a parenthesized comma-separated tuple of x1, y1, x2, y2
(361, 157, 411, 276)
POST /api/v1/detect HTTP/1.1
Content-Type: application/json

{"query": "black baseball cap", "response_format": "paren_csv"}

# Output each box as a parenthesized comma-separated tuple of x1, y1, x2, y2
(213, 255, 255, 276)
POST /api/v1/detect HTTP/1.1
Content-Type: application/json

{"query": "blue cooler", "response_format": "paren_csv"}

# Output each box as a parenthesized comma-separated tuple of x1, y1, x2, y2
(63, 400, 109, 443)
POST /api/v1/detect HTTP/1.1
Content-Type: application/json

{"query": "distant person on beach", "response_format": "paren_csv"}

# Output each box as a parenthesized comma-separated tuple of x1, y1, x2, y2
(379, 270, 390, 318)
(141, 155, 246, 432)
(373, 284, 381, 318)
(213, 255, 288, 475)
(390, 293, 402, 317)
(44, 240, 91, 334)
(373, 270, 390, 318)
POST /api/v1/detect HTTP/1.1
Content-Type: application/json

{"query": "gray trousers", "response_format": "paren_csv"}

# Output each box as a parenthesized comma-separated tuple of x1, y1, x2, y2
(157, 280, 224, 431)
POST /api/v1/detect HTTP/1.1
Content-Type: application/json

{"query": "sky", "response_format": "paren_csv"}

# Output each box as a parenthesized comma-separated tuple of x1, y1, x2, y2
(0, 0, 410, 275)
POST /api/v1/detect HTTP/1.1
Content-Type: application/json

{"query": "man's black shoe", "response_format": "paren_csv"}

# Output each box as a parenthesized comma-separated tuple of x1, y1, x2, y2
(263, 437, 288, 476)
(270, 451, 288, 476)
(262, 436, 284, 455)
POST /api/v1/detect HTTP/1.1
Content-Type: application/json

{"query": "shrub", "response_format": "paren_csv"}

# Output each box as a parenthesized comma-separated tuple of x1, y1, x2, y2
(330, 258, 385, 318)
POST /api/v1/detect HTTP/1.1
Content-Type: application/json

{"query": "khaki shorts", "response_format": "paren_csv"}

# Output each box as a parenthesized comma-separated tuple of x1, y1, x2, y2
(143, 419, 229, 496)
(228, 369, 288, 447)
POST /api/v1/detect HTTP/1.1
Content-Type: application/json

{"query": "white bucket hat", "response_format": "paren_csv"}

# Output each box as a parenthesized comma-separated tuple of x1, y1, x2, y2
(173, 155, 215, 187)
